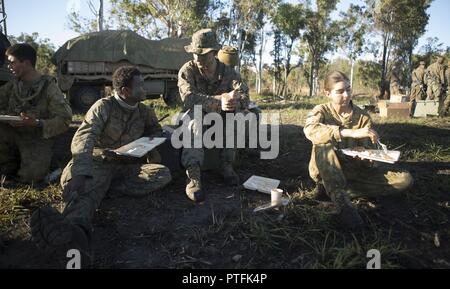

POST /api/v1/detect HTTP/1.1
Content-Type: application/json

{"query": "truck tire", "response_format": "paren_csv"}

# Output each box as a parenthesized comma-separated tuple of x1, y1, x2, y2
(163, 87, 181, 108)
(70, 86, 102, 112)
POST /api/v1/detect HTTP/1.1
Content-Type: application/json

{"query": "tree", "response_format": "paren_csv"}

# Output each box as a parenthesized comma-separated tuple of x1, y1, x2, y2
(271, 2, 305, 97)
(302, 0, 341, 97)
(365, 0, 431, 98)
(417, 37, 445, 65)
(9, 33, 56, 75)
(109, 0, 211, 39)
(338, 4, 370, 87)
(227, 0, 277, 71)
(67, 0, 112, 34)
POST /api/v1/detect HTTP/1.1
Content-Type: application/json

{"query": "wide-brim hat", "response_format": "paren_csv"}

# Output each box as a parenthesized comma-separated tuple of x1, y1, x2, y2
(184, 28, 221, 55)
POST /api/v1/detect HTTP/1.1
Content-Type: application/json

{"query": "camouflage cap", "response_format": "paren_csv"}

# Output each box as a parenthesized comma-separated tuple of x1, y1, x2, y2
(218, 46, 239, 66)
(185, 28, 221, 55)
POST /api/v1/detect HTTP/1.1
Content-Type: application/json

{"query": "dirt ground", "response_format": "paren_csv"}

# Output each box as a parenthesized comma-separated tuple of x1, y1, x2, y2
(1, 101, 449, 269)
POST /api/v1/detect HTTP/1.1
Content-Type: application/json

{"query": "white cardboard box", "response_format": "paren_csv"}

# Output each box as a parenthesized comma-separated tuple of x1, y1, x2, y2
(243, 175, 280, 194)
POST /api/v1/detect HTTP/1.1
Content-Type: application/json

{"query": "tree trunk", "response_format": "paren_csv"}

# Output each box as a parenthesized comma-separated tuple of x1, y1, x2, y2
(257, 27, 264, 95)
(350, 58, 354, 88)
(98, 0, 104, 31)
(407, 44, 413, 88)
(309, 57, 314, 97)
(379, 33, 390, 99)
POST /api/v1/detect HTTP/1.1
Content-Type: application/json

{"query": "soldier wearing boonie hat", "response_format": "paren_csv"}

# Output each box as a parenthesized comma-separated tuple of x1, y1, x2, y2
(178, 29, 250, 203)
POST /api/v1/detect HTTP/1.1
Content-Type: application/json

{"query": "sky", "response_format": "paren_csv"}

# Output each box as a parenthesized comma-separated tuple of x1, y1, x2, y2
(4, 0, 450, 60)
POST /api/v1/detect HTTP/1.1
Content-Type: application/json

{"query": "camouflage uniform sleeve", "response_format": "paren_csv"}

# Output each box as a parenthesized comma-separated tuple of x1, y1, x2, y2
(41, 79, 73, 139)
(303, 105, 342, 145)
(359, 112, 376, 149)
(143, 105, 162, 137)
(178, 64, 222, 113)
(231, 70, 250, 110)
(439, 65, 446, 84)
(0, 82, 11, 112)
(70, 100, 109, 178)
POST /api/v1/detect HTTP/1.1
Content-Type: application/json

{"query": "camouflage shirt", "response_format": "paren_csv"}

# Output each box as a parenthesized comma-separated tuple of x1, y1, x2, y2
(177, 59, 249, 113)
(304, 102, 374, 149)
(0, 75, 72, 139)
(69, 95, 162, 178)
(426, 62, 446, 85)
(412, 67, 426, 86)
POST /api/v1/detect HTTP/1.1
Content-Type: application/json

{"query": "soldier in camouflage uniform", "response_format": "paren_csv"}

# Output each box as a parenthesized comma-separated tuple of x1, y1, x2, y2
(389, 66, 401, 96)
(30, 66, 172, 259)
(409, 61, 427, 112)
(0, 44, 72, 183)
(443, 60, 450, 116)
(426, 56, 446, 115)
(304, 71, 413, 229)
(178, 28, 250, 202)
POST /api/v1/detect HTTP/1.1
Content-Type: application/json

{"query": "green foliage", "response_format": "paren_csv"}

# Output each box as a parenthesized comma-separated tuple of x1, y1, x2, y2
(365, 0, 432, 90)
(271, 3, 305, 97)
(338, 4, 370, 61)
(109, 0, 212, 39)
(415, 37, 446, 66)
(302, 0, 341, 97)
(356, 59, 383, 91)
(9, 32, 56, 75)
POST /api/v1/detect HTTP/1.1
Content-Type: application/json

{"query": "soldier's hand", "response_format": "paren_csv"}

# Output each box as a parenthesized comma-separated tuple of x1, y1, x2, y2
(63, 175, 86, 203)
(9, 113, 38, 127)
(351, 128, 379, 143)
(221, 92, 237, 111)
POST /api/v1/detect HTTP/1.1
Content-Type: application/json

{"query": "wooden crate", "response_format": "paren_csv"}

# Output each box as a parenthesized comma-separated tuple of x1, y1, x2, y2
(378, 101, 411, 118)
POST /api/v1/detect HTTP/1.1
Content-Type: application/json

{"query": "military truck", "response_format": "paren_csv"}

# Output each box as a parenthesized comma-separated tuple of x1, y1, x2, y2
(52, 30, 191, 111)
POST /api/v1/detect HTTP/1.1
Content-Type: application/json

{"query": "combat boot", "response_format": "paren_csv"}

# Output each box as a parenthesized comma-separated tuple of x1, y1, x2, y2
(30, 206, 92, 267)
(221, 163, 240, 186)
(185, 165, 205, 202)
(331, 191, 364, 229)
(313, 182, 330, 201)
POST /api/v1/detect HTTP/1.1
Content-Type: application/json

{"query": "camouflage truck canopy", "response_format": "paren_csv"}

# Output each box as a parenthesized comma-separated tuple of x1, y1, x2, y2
(52, 30, 191, 70)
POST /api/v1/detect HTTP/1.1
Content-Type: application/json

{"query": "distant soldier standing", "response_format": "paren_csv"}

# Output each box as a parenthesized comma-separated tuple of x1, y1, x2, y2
(389, 66, 401, 96)
(178, 28, 250, 203)
(426, 55, 446, 115)
(410, 61, 427, 102)
(0, 44, 72, 183)
(443, 60, 450, 116)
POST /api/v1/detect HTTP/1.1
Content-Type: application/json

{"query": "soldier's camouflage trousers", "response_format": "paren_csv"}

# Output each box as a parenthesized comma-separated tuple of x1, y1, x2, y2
(409, 84, 427, 103)
(440, 90, 450, 116)
(60, 160, 172, 230)
(426, 81, 443, 101)
(309, 144, 413, 200)
(181, 110, 236, 170)
(0, 123, 53, 183)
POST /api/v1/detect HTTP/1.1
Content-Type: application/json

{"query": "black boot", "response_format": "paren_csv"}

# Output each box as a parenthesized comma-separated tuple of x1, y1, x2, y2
(313, 182, 330, 201)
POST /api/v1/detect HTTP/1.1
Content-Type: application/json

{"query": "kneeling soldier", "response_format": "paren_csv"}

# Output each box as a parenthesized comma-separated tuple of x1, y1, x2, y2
(31, 66, 172, 261)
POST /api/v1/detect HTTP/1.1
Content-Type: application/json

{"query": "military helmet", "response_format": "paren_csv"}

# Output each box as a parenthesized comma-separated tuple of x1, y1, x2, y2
(218, 46, 239, 66)
(184, 28, 221, 55)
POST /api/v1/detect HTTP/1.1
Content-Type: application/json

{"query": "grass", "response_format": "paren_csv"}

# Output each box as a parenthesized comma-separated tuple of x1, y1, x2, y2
(1, 94, 450, 268)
